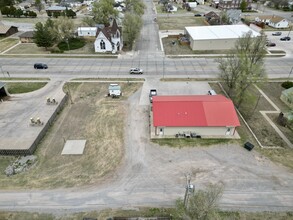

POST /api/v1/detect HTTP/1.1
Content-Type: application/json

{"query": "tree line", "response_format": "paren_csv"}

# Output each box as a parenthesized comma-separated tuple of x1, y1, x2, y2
(1, 6, 37, 18)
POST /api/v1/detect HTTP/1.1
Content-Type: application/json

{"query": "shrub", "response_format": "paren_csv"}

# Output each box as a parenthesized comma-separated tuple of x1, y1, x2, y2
(57, 38, 86, 51)
(50, 47, 64, 53)
(281, 81, 293, 89)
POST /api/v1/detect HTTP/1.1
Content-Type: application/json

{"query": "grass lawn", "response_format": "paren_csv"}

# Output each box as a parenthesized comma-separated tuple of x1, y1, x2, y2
(5, 43, 50, 54)
(158, 16, 207, 30)
(0, 38, 19, 53)
(6, 82, 47, 94)
(0, 82, 142, 190)
(0, 208, 292, 220)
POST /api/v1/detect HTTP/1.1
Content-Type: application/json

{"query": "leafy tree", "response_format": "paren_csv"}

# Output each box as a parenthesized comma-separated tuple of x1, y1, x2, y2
(9, 6, 16, 17)
(28, 10, 37, 18)
(0, 0, 13, 8)
(35, 0, 42, 12)
(92, 0, 118, 25)
(52, 16, 75, 44)
(217, 31, 267, 107)
(240, 0, 248, 11)
(34, 21, 55, 50)
(47, 10, 52, 17)
(175, 184, 223, 220)
(220, 11, 229, 25)
(122, 12, 142, 49)
(65, 9, 76, 18)
(14, 8, 23, 18)
(53, 11, 61, 18)
(124, 0, 145, 16)
(1, 6, 10, 17)
(82, 16, 96, 26)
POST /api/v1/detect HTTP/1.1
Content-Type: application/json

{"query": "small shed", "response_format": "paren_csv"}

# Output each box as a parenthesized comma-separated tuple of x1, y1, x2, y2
(19, 31, 34, 43)
(0, 25, 18, 37)
(108, 84, 121, 97)
(280, 87, 293, 109)
(77, 27, 97, 37)
(0, 82, 9, 99)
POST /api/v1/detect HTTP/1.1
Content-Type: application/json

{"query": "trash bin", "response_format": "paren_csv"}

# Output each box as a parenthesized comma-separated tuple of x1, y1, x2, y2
(244, 142, 254, 151)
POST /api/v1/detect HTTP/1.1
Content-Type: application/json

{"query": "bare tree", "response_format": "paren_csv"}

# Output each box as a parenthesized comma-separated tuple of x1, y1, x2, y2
(217, 31, 267, 107)
(175, 183, 224, 220)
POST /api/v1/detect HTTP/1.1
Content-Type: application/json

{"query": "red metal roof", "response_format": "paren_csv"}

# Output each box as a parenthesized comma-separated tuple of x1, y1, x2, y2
(152, 95, 240, 127)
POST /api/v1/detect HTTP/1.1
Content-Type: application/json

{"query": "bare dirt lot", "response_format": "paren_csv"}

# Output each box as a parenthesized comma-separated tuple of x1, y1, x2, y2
(0, 82, 142, 189)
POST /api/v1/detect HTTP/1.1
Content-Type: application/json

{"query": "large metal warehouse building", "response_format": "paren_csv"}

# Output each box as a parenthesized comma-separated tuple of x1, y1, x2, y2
(184, 24, 260, 51)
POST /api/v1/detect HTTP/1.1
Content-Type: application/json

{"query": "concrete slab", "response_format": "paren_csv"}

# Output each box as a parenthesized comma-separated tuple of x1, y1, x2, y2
(0, 80, 66, 154)
(61, 140, 86, 155)
(139, 78, 213, 105)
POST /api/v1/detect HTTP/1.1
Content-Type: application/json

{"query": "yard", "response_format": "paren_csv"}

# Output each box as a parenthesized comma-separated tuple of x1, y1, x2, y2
(0, 82, 142, 189)
(0, 38, 19, 53)
(210, 81, 293, 170)
(157, 16, 207, 30)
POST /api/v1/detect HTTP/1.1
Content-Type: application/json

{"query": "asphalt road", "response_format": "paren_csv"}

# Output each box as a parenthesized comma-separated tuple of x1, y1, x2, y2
(0, 0, 293, 215)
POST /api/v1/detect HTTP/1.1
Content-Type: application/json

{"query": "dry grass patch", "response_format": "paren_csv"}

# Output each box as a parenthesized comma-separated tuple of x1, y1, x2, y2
(0, 38, 19, 53)
(0, 82, 142, 190)
(210, 82, 293, 169)
(158, 16, 207, 30)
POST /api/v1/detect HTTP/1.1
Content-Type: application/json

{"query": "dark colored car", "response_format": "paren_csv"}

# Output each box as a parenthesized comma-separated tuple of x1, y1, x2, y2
(194, 14, 202, 17)
(280, 36, 291, 41)
(34, 63, 48, 69)
(266, 42, 276, 47)
(272, 32, 282, 36)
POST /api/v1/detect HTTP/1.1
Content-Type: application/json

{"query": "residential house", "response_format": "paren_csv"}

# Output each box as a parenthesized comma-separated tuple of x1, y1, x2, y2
(94, 19, 123, 53)
(204, 11, 220, 25)
(152, 95, 240, 137)
(0, 25, 18, 37)
(45, 6, 67, 14)
(19, 31, 34, 43)
(184, 24, 260, 51)
(255, 15, 289, 29)
(213, 0, 252, 10)
(226, 9, 242, 24)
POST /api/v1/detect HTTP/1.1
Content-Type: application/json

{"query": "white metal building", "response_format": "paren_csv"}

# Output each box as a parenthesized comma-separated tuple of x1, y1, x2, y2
(77, 27, 97, 37)
(184, 25, 260, 51)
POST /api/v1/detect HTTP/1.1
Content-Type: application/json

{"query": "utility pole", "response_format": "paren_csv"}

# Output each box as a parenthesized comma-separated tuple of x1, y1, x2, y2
(288, 66, 293, 80)
(0, 65, 5, 77)
(183, 173, 193, 207)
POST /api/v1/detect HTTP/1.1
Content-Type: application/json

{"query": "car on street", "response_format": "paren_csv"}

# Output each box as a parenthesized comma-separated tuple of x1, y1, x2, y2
(280, 36, 291, 41)
(266, 42, 276, 47)
(272, 32, 282, 36)
(194, 14, 202, 17)
(129, 67, 143, 74)
(34, 63, 48, 69)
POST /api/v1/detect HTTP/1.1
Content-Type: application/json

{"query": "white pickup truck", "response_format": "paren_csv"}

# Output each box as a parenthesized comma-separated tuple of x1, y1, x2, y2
(149, 89, 157, 103)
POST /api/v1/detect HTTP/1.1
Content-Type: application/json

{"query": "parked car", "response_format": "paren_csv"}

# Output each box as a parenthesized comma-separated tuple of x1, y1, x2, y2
(208, 90, 216, 95)
(194, 13, 202, 17)
(280, 36, 291, 41)
(129, 67, 143, 74)
(266, 42, 276, 47)
(149, 89, 157, 103)
(272, 32, 282, 36)
(34, 63, 48, 69)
